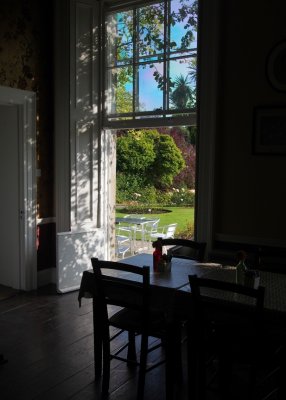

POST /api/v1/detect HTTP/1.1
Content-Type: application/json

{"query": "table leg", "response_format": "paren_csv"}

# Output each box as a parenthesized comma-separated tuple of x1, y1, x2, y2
(93, 299, 102, 378)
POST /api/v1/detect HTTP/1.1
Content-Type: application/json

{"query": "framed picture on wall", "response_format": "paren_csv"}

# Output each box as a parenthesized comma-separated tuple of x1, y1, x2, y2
(266, 41, 286, 91)
(253, 107, 286, 155)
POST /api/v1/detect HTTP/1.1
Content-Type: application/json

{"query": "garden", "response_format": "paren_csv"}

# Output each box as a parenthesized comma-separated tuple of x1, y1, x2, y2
(116, 126, 196, 238)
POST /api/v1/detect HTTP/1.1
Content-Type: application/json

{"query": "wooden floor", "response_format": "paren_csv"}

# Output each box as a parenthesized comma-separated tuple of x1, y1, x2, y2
(0, 285, 262, 400)
(0, 285, 189, 400)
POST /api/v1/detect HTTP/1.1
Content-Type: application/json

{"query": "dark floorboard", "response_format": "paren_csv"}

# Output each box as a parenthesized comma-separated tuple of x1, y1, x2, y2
(0, 286, 180, 400)
(0, 285, 277, 400)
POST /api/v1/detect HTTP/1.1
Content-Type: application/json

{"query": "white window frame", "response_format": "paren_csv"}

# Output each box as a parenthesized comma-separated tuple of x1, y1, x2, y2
(101, 0, 198, 130)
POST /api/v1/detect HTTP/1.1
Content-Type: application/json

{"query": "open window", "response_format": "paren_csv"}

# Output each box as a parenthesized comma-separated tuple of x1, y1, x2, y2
(101, 1, 198, 258)
(103, 0, 198, 129)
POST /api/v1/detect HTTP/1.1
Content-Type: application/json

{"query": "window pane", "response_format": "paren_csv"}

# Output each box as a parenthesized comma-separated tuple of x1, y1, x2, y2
(138, 2, 165, 61)
(106, 66, 133, 114)
(138, 63, 163, 112)
(104, 0, 198, 125)
(170, 0, 197, 56)
(169, 58, 196, 109)
(106, 10, 133, 67)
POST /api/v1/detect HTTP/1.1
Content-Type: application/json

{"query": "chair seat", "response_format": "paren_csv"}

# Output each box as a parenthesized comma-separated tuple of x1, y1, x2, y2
(110, 308, 171, 337)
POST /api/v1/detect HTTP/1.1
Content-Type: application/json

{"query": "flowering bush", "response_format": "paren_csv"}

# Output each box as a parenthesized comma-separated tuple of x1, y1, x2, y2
(169, 187, 195, 206)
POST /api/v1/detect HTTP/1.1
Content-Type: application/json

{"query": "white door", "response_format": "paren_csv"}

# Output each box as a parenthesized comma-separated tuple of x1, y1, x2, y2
(0, 86, 36, 291)
(0, 104, 21, 288)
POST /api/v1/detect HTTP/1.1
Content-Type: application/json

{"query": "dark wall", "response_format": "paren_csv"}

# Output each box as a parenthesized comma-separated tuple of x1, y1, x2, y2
(0, 0, 55, 270)
(0, 0, 54, 218)
(214, 0, 286, 248)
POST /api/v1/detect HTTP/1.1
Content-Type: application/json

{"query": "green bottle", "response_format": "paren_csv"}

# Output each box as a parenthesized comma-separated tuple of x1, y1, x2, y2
(235, 250, 247, 285)
(236, 260, 247, 284)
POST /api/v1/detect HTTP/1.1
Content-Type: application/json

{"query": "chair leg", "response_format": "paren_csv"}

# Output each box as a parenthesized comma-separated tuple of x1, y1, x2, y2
(218, 355, 231, 400)
(247, 364, 257, 400)
(137, 333, 148, 400)
(187, 321, 205, 400)
(102, 337, 111, 396)
(165, 326, 178, 400)
(93, 301, 102, 378)
(127, 331, 137, 365)
(278, 346, 286, 399)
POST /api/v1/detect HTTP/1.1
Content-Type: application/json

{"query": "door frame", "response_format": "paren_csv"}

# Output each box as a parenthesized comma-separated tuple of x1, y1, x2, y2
(0, 86, 37, 291)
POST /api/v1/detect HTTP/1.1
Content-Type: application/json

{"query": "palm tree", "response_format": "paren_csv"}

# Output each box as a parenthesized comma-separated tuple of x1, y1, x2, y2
(188, 58, 197, 84)
(169, 74, 194, 109)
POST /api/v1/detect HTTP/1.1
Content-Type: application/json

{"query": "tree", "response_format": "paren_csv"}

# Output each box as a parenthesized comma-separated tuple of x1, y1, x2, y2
(169, 74, 195, 109)
(159, 126, 196, 189)
(110, 0, 198, 110)
(152, 133, 186, 188)
(117, 129, 155, 174)
(116, 129, 185, 189)
(116, 86, 133, 114)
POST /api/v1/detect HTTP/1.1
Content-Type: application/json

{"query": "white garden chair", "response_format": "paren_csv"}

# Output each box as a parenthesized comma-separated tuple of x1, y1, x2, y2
(115, 232, 131, 259)
(150, 223, 178, 241)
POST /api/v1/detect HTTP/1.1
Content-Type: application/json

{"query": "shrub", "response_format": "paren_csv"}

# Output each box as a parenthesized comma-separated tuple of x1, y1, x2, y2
(176, 221, 195, 239)
(116, 173, 157, 205)
(116, 129, 185, 191)
(169, 187, 195, 206)
(155, 190, 172, 206)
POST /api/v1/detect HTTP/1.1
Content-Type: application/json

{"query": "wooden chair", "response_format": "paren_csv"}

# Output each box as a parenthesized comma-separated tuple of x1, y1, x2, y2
(188, 274, 285, 400)
(91, 257, 181, 400)
(160, 238, 206, 262)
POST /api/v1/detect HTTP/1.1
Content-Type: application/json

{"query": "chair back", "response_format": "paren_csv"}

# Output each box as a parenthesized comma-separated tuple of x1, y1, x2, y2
(188, 274, 265, 340)
(91, 258, 150, 328)
(161, 238, 206, 262)
(144, 219, 160, 237)
(115, 234, 130, 258)
(164, 223, 177, 238)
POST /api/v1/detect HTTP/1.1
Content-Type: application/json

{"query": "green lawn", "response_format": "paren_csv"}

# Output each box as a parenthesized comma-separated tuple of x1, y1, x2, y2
(116, 206, 194, 235)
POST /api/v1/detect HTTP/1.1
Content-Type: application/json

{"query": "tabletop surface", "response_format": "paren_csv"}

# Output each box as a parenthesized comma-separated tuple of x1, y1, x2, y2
(121, 253, 222, 289)
(79, 254, 286, 317)
(116, 217, 158, 225)
(78, 254, 222, 303)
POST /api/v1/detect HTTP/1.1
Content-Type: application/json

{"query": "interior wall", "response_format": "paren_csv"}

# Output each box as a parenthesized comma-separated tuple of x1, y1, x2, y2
(0, 0, 54, 218)
(0, 0, 55, 270)
(214, 0, 286, 247)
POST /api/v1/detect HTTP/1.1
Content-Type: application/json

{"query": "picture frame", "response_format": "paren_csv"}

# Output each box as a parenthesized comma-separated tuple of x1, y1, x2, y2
(266, 41, 286, 91)
(253, 107, 286, 155)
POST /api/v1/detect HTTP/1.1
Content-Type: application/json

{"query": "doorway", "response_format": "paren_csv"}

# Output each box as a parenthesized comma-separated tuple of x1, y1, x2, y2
(0, 86, 37, 291)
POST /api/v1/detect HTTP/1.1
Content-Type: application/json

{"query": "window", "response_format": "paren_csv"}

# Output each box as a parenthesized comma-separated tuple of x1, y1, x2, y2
(103, 0, 198, 128)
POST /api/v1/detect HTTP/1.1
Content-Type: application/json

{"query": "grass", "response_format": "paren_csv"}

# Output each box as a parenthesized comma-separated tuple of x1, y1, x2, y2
(116, 206, 194, 234)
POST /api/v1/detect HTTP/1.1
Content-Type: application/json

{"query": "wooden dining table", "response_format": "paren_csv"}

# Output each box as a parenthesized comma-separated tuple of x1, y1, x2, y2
(78, 253, 286, 390)
(78, 253, 286, 320)
(78, 253, 222, 303)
